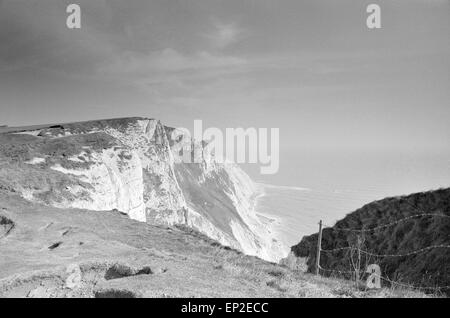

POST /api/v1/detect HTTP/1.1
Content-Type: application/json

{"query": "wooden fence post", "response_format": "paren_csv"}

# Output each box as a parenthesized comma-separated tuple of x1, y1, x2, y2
(315, 220, 323, 275)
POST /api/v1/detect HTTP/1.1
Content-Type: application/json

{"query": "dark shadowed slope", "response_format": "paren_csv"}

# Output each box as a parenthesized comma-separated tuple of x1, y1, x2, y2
(292, 188, 450, 293)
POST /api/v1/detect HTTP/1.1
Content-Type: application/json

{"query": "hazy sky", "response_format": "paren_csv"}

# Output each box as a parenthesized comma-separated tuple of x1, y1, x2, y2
(0, 0, 449, 154)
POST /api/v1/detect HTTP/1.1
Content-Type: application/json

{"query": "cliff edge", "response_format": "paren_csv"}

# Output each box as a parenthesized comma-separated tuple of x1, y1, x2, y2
(0, 117, 285, 262)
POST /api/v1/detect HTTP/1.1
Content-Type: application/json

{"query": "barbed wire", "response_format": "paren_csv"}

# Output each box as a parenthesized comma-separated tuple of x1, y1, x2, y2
(322, 213, 449, 233)
(321, 246, 351, 252)
(318, 265, 354, 275)
(321, 244, 450, 257)
(358, 245, 450, 257)
(379, 275, 450, 291)
(315, 211, 450, 292)
(318, 266, 450, 291)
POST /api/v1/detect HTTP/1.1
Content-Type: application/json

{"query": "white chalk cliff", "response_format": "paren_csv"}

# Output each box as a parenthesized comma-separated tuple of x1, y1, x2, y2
(8, 118, 285, 262)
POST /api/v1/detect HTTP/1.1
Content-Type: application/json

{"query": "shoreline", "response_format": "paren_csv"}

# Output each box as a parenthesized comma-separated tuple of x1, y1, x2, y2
(252, 182, 290, 255)
(253, 183, 283, 225)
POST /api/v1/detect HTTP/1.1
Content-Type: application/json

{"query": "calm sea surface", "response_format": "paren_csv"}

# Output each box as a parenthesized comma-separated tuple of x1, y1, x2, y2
(248, 149, 450, 249)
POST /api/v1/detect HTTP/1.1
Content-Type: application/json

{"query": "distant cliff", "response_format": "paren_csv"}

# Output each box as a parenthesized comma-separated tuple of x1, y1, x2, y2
(0, 118, 285, 261)
(291, 188, 450, 291)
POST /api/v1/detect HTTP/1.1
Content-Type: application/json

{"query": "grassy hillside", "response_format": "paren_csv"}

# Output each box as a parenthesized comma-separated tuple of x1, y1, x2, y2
(0, 191, 429, 298)
(292, 188, 450, 294)
(0, 132, 124, 206)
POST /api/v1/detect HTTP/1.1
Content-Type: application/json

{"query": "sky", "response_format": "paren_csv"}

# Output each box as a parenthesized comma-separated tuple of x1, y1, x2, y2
(0, 0, 449, 186)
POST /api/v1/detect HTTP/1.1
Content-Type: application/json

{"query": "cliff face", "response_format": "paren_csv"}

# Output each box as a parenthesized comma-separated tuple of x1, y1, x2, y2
(0, 118, 284, 261)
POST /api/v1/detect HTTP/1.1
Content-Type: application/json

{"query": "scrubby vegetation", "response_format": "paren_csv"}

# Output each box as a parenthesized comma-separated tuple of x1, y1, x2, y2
(0, 214, 15, 238)
(37, 117, 148, 137)
(0, 132, 125, 205)
(292, 188, 450, 294)
(0, 132, 120, 165)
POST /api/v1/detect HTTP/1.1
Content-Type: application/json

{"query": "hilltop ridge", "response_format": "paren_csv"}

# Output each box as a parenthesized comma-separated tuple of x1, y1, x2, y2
(291, 188, 450, 293)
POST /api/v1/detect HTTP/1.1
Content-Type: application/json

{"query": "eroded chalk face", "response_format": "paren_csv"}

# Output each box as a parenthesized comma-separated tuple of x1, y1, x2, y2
(2, 118, 286, 262)
(169, 120, 280, 175)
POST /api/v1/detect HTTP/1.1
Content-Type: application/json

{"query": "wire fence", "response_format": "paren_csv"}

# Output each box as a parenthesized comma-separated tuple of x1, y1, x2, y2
(321, 244, 450, 257)
(322, 213, 450, 233)
(315, 213, 450, 292)
(318, 264, 450, 291)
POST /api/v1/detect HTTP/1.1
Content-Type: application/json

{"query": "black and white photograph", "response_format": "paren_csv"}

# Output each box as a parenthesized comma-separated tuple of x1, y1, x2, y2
(0, 0, 449, 303)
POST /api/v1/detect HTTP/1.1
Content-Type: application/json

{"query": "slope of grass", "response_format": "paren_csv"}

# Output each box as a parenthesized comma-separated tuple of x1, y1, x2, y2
(0, 193, 429, 298)
(0, 132, 119, 165)
(292, 188, 450, 294)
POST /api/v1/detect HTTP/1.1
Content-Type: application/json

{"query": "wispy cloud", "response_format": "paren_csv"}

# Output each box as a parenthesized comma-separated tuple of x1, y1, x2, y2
(101, 48, 246, 75)
(205, 19, 244, 49)
(97, 48, 250, 96)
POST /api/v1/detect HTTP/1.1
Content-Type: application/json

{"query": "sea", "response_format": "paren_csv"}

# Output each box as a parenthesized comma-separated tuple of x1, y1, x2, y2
(246, 149, 450, 251)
